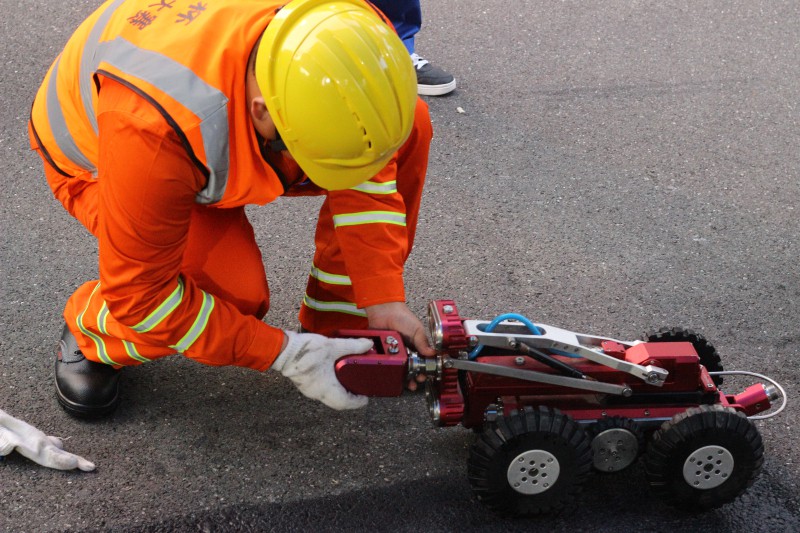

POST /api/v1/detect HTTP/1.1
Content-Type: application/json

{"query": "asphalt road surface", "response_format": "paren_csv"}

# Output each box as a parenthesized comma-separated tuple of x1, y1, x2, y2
(1, 1, 798, 532)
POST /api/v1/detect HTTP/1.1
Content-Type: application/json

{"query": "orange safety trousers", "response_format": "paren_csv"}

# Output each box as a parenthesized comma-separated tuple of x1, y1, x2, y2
(38, 101, 431, 368)
(298, 100, 431, 336)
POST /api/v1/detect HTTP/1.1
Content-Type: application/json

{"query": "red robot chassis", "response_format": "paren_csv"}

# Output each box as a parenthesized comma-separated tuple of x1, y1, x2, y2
(334, 300, 785, 516)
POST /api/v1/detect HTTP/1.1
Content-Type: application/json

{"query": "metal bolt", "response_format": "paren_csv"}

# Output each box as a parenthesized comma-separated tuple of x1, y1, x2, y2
(507, 338, 518, 349)
(515, 357, 525, 366)
(644, 410, 650, 416)
(468, 336, 479, 348)
(443, 305, 454, 314)
(386, 335, 399, 354)
(706, 383, 714, 388)
(443, 360, 454, 369)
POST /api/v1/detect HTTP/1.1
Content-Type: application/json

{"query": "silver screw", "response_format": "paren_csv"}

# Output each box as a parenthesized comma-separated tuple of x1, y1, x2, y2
(515, 357, 525, 366)
(386, 335, 399, 354)
(443, 305, 454, 314)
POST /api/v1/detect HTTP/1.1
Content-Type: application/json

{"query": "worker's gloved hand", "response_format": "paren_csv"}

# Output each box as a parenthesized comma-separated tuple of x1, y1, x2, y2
(272, 331, 372, 410)
(0, 409, 95, 471)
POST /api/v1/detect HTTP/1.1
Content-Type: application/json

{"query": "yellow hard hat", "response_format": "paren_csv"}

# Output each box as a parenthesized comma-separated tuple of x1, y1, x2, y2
(255, 0, 417, 190)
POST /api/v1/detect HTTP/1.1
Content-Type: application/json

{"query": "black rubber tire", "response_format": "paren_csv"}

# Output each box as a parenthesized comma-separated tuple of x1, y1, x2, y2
(644, 404, 763, 510)
(644, 327, 724, 385)
(588, 416, 646, 473)
(468, 406, 592, 516)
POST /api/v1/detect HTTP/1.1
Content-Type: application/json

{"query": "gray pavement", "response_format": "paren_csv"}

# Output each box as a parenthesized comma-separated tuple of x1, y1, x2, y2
(1, 1, 798, 531)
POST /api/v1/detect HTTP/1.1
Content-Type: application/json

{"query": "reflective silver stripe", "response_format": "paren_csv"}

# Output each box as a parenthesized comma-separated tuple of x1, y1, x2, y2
(332, 211, 407, 228)
(45, 57, 96, 172)
(79, 0, 128, 134)
(132, 278, 184, 333)
(76, 283, 118, 365)
(170, 291, 215, 353)
(310, 265, 352, 286)
(350, 180, 397, 195)
(303, 295, 366, 317)
(123, 340, 151, 363)
(97, 37, 230, 203)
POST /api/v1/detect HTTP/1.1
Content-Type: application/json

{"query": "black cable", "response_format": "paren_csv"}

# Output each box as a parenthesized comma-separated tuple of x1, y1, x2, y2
(518, 341, 587, 380)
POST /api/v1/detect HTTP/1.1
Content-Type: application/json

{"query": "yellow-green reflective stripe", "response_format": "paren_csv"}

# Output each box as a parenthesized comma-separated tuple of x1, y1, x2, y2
(97, 303, 109, 335)
(332, 211, 406, 228)
(170, 291, 214, 353)
(302, 294, 367, 317)
(133, 278, 184, 333)
(350, 180, 397, 195)
(123, 340, 150, 363)
(76, 283, 118, 365)
(96, 293, 151, 363)
(310, 265, 352, 286)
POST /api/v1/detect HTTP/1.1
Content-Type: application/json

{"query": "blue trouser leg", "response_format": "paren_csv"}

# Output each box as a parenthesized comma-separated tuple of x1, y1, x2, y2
(370, 0, 421, 53)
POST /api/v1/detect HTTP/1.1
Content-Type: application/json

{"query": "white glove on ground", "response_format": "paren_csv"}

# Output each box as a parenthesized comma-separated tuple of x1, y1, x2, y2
(273, 331, 372, 410)
(0, 409, 95, 471)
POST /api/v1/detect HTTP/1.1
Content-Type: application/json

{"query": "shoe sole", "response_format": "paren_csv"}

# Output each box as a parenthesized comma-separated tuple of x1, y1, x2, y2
(55, 380, 120, 419)
(418, 79, 457, 96)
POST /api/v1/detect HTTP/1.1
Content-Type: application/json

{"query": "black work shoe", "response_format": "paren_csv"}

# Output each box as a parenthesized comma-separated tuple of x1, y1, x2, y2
(55, 325, 121, 418)
(412, 53, 457, 96)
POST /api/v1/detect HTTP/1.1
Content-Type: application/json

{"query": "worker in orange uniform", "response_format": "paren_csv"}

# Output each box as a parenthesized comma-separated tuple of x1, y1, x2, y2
(28, 0, 435, 418)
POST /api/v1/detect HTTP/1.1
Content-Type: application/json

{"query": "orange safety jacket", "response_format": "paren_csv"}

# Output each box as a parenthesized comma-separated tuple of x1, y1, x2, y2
(30, 0, 286, 206)
(28, 0, 423, 370)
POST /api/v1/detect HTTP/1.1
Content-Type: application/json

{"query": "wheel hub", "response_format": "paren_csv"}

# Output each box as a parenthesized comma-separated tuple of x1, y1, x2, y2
(506, 449, 560, 495)
(682, 445, 735, 489)
(592, 428, 639, 472)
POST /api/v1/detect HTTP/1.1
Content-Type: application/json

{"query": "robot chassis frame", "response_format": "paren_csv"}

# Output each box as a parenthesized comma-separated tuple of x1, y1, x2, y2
(334, 300, 786, 516)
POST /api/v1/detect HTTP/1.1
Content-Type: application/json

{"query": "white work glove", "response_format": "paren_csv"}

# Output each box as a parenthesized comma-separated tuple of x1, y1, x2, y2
(272, 331, 372, 410)
(0, 409, 95, 471)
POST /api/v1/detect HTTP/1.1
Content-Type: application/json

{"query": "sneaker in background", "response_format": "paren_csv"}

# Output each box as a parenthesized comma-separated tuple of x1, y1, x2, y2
(411, 53, 456, 96)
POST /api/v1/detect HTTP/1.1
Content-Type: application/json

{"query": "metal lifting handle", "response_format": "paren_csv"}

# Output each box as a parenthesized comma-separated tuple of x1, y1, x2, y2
(443, 357, 633, 397)
(463, 320, 670, 386)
